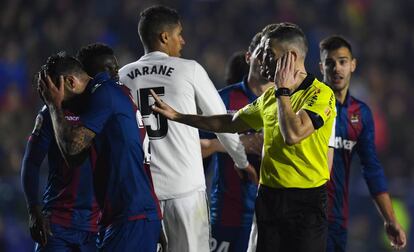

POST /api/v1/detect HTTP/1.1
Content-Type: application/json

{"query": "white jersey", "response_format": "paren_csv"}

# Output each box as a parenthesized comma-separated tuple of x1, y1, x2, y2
(119, 51, 248, 200)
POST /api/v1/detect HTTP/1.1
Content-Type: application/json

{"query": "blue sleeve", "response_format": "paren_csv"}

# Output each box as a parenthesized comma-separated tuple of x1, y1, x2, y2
(80, 86, 113, 134)
(356, 106, 388, 196)
(21, 111, 52, 207)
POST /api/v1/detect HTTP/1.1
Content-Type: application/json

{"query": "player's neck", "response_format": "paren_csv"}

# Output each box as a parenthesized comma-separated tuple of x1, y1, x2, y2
(335, 89, 348, 104)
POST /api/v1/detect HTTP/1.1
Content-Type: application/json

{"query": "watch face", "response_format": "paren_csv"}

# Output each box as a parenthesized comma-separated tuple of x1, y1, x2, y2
(275, 88, 290, 97)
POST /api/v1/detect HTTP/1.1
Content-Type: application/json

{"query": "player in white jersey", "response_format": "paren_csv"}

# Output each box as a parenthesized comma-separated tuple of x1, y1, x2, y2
(119, 6, 258, 252)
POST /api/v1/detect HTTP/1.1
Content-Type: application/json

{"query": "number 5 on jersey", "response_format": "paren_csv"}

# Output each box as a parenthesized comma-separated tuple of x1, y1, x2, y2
(138, 87, 168, 139)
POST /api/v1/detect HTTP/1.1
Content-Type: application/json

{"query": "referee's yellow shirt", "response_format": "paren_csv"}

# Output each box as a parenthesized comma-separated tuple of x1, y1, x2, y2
(237, 74, 336, 189)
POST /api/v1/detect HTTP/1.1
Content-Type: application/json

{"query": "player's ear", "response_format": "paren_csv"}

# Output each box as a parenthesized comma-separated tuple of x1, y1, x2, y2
(245, 51, 252, 65)
(63, 75, 76, 90)
(160, 31, 169, 45)
(319, 61, 323, 75)
(351, 58, 357, 73)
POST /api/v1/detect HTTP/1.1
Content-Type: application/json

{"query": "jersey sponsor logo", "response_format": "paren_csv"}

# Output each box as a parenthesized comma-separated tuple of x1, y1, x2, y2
(328, 93, 334, 108)
(334, 136, 357, 151)
(127, 65, 175, 79)
(307, 88, 321, 107)
(32, 114, 43, 136)
(65, 115, 80, 121)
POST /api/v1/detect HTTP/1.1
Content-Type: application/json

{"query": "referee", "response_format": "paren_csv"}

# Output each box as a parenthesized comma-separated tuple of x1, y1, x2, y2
(151, 22, 336, 252)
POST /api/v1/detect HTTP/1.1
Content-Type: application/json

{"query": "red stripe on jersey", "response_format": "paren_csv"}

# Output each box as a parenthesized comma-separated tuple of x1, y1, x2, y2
(144, 163, 162, 219)
(50, 161, 81, 228)
(327, 163, 336, 223)
(220, 157, 243, 226)
(128, 214, 147, 221)
(229, 90, 250, 111)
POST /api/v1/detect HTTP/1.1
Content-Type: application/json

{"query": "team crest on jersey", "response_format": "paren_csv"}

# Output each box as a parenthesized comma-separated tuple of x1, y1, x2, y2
(32, 114, 43, 136)
(350, 114, 359, 124)
(91, 83, 102, 93)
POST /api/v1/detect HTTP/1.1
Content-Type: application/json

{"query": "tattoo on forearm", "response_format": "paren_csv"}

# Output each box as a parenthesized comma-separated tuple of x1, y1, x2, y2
(48, 106, 95, 163)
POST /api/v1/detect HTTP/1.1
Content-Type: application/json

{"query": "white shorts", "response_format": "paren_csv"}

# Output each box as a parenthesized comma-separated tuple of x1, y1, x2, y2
(247, 213, 258, 252)
(159, 190, 210, 252)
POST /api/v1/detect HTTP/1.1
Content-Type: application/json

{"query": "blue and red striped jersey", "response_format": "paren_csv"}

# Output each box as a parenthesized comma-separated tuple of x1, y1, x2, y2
(327, 93, 388, 228)
(80, 72, 161, 228)
(209, 79, 261, 227)
(21, 106, 100, 232)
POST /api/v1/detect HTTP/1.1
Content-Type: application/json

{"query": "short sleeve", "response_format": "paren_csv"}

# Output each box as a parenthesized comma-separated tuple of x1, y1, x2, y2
(80, 85, 113, 134)
(302, 86, 336, 124)
(236, 95, 264, 131)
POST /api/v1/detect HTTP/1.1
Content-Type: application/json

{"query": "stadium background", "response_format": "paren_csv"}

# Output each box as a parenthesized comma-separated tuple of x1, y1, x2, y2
(0, 0, 413, 251)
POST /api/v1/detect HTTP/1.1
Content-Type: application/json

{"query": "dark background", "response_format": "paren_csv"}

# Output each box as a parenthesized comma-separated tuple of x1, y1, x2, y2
(1, 0, 413, 251)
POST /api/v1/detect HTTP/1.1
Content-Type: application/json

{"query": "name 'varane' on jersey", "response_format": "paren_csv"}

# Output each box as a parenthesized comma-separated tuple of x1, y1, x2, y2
(119, 51, 249, 200)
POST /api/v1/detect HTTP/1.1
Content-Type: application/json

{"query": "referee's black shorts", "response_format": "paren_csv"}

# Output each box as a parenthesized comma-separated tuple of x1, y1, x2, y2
(255, 184, 327, 252)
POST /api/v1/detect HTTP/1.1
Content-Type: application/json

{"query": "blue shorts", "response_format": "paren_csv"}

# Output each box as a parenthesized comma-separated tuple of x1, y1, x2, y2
(326, 222, 347, 252)
(35, 223, 97, 252)
(211, 224, 252, 252)
(97, 219, 161, 252)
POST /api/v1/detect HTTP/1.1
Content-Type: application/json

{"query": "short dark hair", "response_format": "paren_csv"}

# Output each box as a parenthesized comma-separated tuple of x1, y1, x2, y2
(138, 5, 181, 49)
(266, 22, 308, 56)
(225, 51, 249, 85)
(76, 43, 114, 77)
(319, 35, 353, 56)
(261, 23, 280, 38)
(42, 51, 84, 87)
(248, 32, 262, 53)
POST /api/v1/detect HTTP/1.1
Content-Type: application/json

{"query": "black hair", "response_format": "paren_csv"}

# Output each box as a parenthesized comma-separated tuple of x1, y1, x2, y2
(225, 51, 249, 85)
(138, 5, 181, 49)
(248, 32, 262, 53)
(76, 43, 115, 77)
(319, 35, 353, 56)
(42, 51, 84, 87)
(266, 22, 308, 56)
(261, 23, 280, 38)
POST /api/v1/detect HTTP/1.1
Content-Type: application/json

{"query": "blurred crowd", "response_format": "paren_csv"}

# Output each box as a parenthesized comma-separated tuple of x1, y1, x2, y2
(1, 0, 413, 251)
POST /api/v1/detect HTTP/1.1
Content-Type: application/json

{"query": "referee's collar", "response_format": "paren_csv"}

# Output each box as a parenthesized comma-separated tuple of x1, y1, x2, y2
(290, 73, 314, 95)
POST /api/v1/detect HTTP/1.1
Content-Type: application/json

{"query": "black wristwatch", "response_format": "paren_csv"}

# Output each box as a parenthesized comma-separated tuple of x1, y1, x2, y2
(275, 87, 290, 97)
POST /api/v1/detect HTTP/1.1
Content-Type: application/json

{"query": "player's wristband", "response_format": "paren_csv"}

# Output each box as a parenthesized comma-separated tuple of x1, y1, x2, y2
(275, 87, 290, 97)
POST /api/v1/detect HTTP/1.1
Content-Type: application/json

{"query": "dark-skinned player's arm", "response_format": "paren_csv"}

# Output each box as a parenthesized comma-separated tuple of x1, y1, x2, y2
(38, 73, 95, 167)
(150, 89, 250, 133)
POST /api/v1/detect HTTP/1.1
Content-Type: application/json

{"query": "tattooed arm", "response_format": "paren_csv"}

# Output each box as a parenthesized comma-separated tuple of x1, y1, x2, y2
(48, 106, 95, 166)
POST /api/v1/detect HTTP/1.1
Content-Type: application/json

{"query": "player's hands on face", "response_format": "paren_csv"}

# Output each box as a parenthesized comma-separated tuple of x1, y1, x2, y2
(37, 70, 65, 109)
(149, 89, 179, 121)
(235, 163, 259, 185)
(239, 132, 263, 156)
(384, 221, 407, 250)
(274, 51, 301, 90)
(28, 205, 53, 247)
